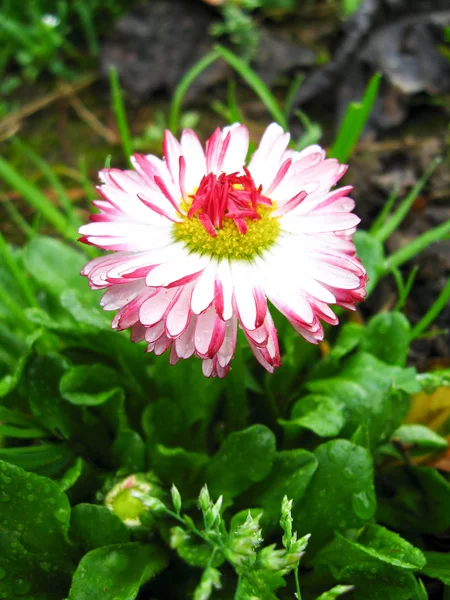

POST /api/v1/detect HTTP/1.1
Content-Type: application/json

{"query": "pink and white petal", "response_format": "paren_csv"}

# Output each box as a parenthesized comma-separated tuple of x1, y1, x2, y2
(215, 260, 234, 320)
(194, 308, 226, 358)
(154, 334, 172, 356)
(131, 322, 146, 342)
(217, 316, 237, 368)
(280, 212, 360, 235)
(139, 288, 178, 326)
(101, 280, 150, 311)
(145, 321, 166, 343)
(191, 261, 218, 315)
(163, 129, 182, 185)
(166, 284, 193, 337)
(231, 262, 259, 330)
(174, 318, 196, 359)
(146, 254, 210, 288)
(220, 124, 249, 174)
(205, 127, 223, 174)
(180, 129, 207, 194)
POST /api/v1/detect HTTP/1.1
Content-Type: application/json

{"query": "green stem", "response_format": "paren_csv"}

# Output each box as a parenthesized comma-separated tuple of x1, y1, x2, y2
(169, 49, 220, 135)
(410, 278, 450, 340)
(374, 157, 441, 243)
(294, 566, 302, 600)
(109, 66, 133, 166)
(383, 219, 450, 272)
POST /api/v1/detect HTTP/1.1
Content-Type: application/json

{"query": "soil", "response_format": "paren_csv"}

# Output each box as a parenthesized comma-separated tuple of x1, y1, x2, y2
(0, 0, 449, 368)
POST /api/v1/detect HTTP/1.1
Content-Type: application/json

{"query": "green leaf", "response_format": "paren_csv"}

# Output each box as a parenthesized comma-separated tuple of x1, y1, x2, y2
(378, 465, 450, 534)
(142, 398, 183, 448)
(151, 445, 208, 498)
(172, 534, 224, 568)
(251, 449, 318, 529)
(59, 288, 109, 330)
(307, 352, 411, 449)
(26, 353, 75, 439)
(204, 425, 276, 500)
(361, 312, 411, 366)
(70, 504, 130, 552)
(22, 236, 87, 295)
(330, 323, 363, 360)
(0, 529, 70, 600)
(392, 424, 448, 452)
(279, 395, 345, 437)
(316, 585, 354, 600)
(0, 460, 73, 569)
(0, 444, 74, 476)
(68, 542, 168, 600)
(0, 423, 47, 438)
(113, 430, 146, 472)
(293, 440, 376, 552)
(236, 570, 285, 600)
(356, 525, 426, 570)
(58, 458, 84, 492)
(422, 551, 450, 584)
(314, 529, 426, 600)
(353, 231, 384, 294)
(60, 364, 123, 406)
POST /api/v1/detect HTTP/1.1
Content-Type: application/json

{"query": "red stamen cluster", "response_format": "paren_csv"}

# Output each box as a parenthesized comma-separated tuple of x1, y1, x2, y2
(188, 168, 272, 237)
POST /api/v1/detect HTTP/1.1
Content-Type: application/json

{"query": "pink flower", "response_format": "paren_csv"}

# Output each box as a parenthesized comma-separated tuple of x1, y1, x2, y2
(80, 123, 366, 378)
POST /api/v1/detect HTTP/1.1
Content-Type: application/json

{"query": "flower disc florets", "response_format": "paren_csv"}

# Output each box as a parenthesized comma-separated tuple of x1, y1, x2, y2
(79, 123, 367, 378)
(173, 170, 280, 260)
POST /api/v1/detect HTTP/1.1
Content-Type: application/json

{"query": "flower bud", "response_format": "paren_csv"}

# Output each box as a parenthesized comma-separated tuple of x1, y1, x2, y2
(171, 484, 182, 514)
(104, 473, 165, 528)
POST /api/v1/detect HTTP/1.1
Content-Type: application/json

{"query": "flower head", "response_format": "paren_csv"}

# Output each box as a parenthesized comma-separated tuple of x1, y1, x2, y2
(79, 123, 366, 377)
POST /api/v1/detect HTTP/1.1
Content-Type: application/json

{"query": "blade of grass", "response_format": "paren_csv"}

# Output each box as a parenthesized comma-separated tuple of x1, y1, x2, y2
(294, 110, 322, 151)
(0, 156, 72, 239)
(329, 72, 381, 163)
(383, 162, 441, 238)
(169, 49, 220, 134)
(394, 265, 419, 311)
(410, 278, 450, 340)
(0, 230, 38, 309)
(284, 73, 304, 119)
(74, 2, 100, 56)
(109, 66, 133, 166)
(78, 156, 97, 203)
(374, 157, 442, 243)
(2, 198, 36, 239)
(369, 185, 400, 236)
(383, 218, 450, 273)
(227, 78, 244, 124)
(214, 44, 288, 130)
(12, 138, 80, 226)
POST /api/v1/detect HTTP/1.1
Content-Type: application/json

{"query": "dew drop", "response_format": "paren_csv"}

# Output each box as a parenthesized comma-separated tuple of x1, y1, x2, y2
(351, 491, 374, 519)
(13, 578, 32, 595)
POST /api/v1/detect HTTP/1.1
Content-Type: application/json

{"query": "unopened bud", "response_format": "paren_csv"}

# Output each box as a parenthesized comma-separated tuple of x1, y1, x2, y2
(199, 485, 211, 513)
(104, 473, 165, 528)
(171, 484, 182, 514)
(170, 526, 190, 549)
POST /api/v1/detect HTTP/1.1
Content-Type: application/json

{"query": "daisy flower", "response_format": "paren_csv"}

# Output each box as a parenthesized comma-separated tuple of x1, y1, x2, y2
(79, 123, 366, 378)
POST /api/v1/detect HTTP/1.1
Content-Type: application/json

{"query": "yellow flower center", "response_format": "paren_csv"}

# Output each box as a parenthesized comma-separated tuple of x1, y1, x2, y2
(173, 205, 280, 260)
